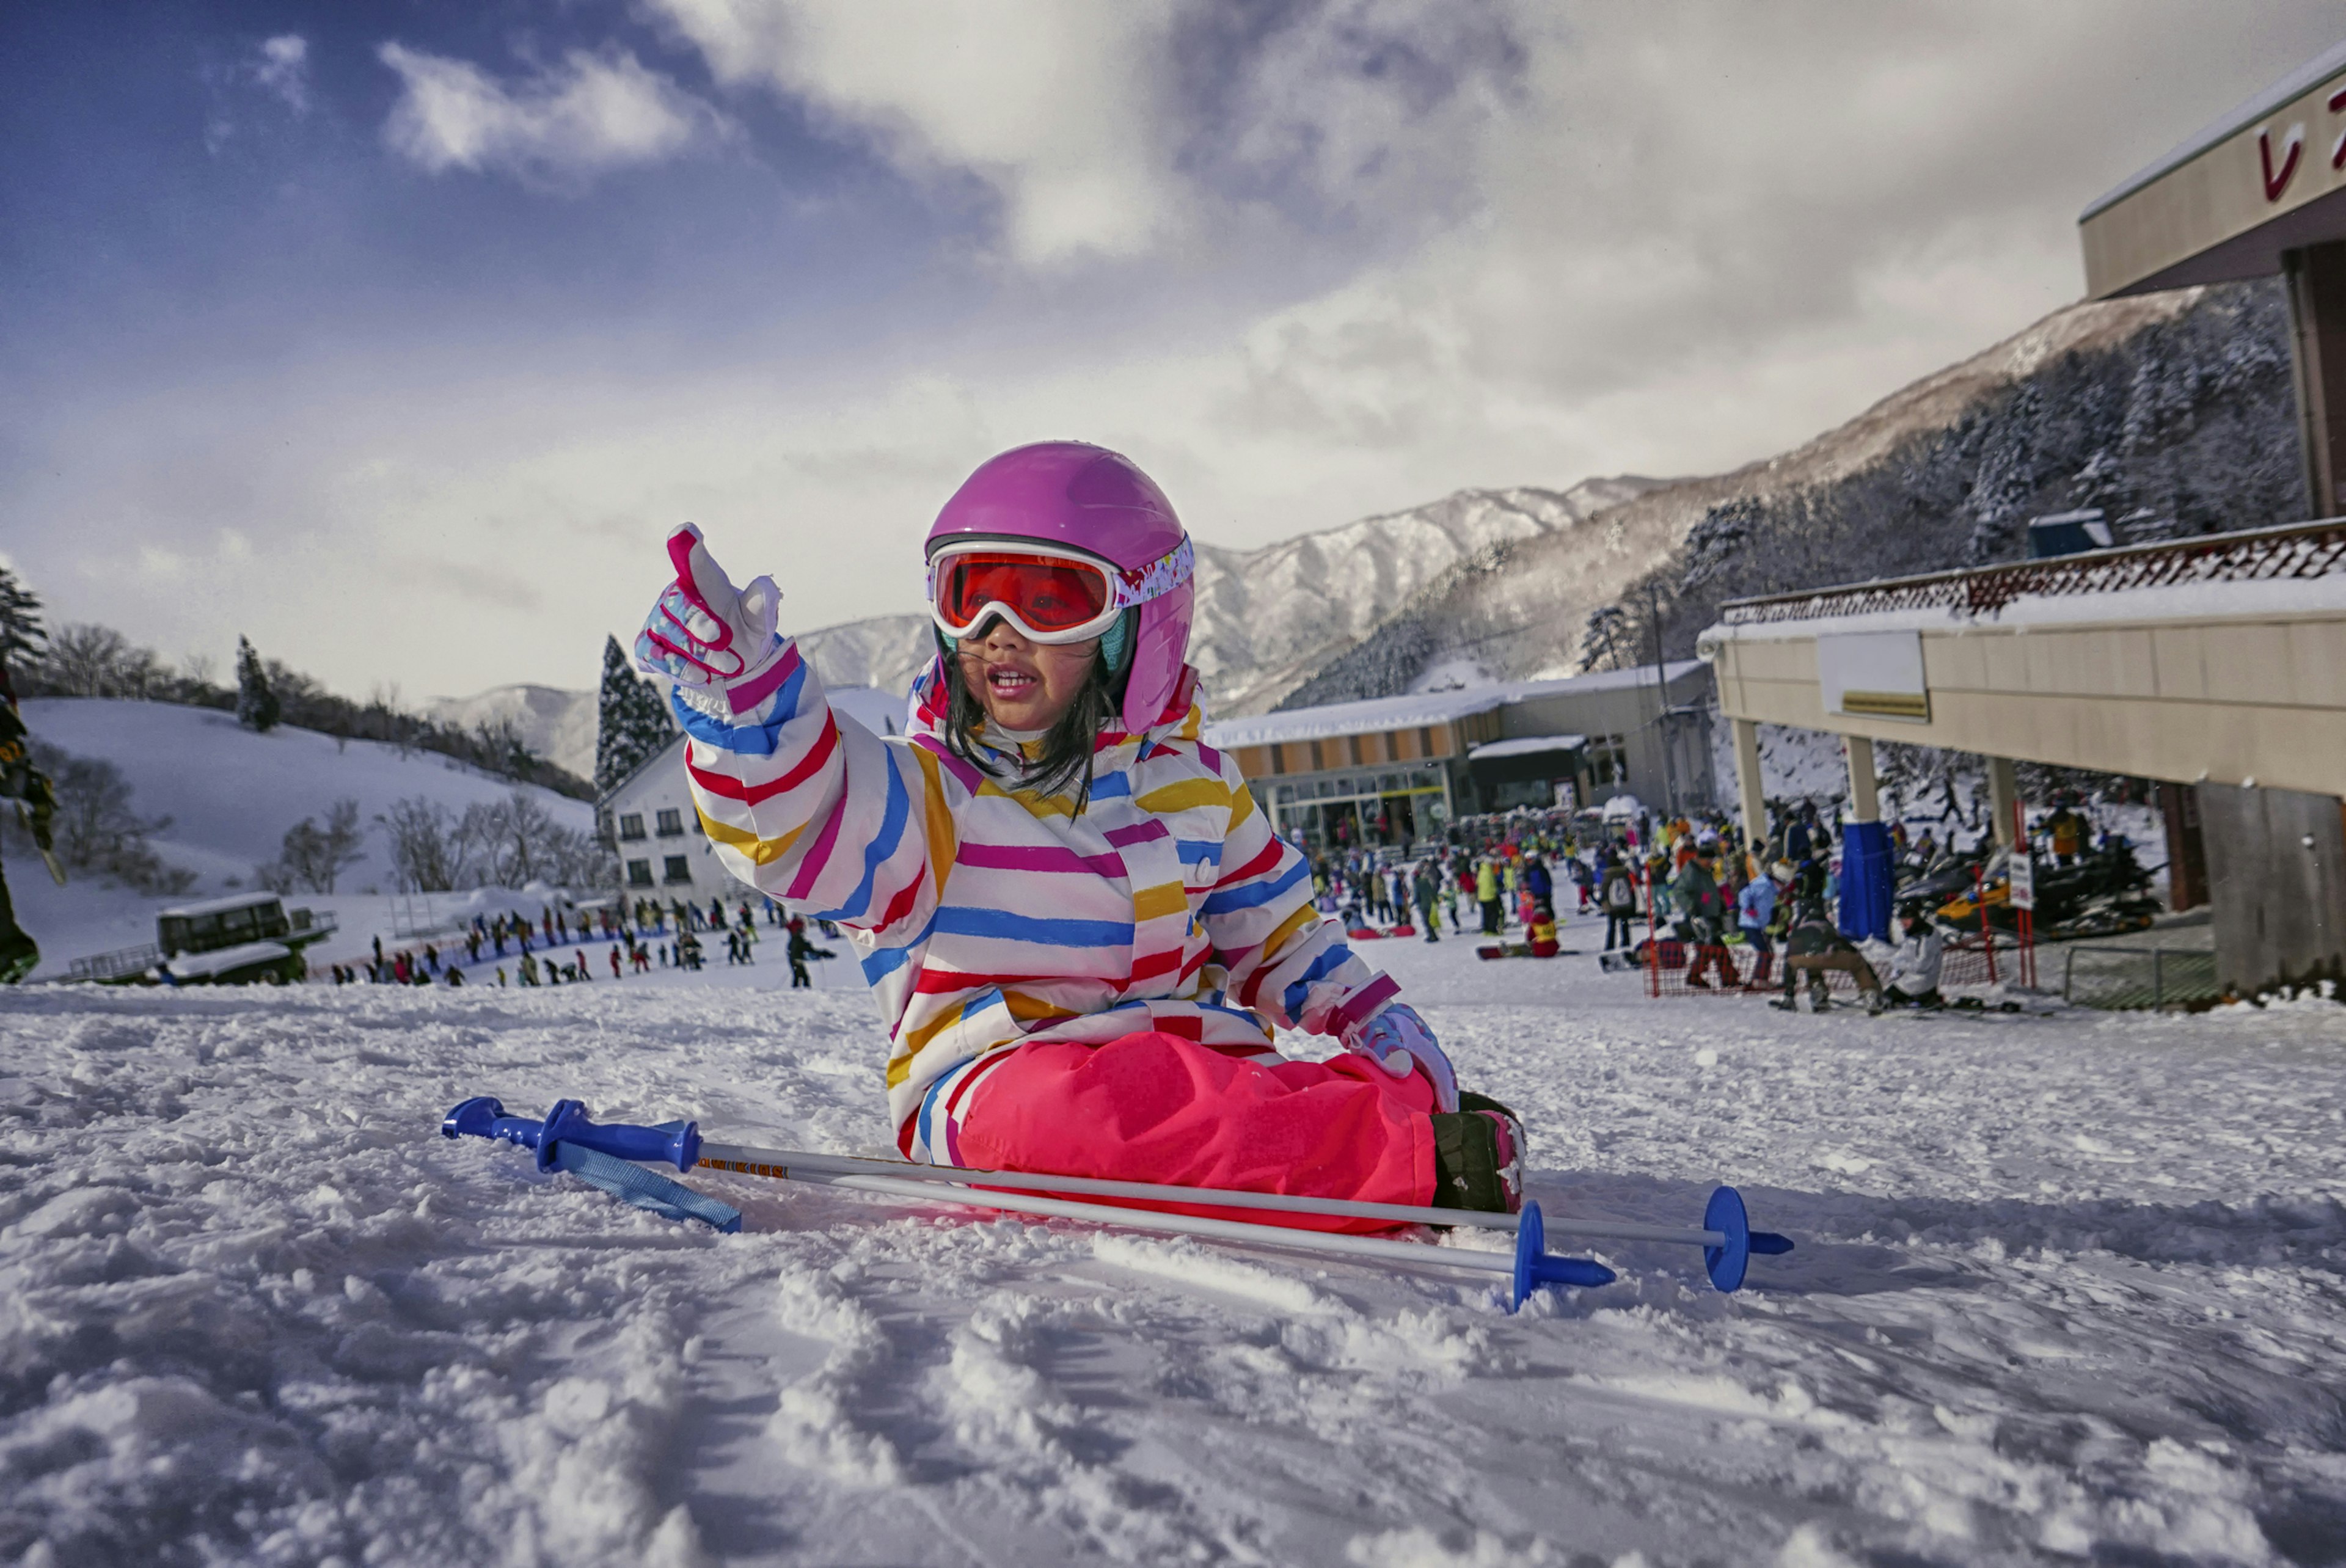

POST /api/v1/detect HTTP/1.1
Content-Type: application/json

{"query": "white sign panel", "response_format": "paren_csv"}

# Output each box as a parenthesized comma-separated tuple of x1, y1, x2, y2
(1816, 630, 1930, 724)
(1553, 781, 1578, 811)
(2010, 850, 2035, 911)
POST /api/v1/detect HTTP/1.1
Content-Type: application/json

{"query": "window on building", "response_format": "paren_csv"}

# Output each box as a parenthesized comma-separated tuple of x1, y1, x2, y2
(655, 808, 684, 837)
(626, 858, 654, 888)
(1419, 726, 1438, 758)
(1346, 734, 1363, 766)
(1588, 734, 1630, 787)
(662, 855, 692, 884)
(1309, 740, 1326, 771)
(1268, 745, 1285, 776)
(618, 813, 646, 841)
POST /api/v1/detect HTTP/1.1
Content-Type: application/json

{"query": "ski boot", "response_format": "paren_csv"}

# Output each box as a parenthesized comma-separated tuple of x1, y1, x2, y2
(0, 927, 38, 986)
(1431, 1092, 1526, 1214)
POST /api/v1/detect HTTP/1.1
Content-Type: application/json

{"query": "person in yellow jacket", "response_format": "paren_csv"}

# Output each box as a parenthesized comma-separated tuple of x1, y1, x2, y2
(1475, 856, 1502, 935)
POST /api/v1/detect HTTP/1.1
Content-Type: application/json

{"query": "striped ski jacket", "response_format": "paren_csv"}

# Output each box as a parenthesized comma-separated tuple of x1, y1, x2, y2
(673, 644, 1400, 1161)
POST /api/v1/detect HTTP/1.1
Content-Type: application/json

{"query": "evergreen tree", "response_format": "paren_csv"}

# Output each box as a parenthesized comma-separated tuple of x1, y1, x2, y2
(594, 633, 674, 793)
(0, 566, 44, 679)
(235, 635, 281, 733)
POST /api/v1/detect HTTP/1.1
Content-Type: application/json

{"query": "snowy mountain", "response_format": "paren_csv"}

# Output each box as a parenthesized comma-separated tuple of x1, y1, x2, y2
(10, 699, 594, 977)
(1281, 284, 2256, 707)
(794, 614, 937, 701)
(425, 684, 601, 782)
(781, 475, 1662, 715)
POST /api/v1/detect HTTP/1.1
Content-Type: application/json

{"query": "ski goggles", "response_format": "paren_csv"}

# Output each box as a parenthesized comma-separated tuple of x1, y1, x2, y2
(926, 536, 1193, 645)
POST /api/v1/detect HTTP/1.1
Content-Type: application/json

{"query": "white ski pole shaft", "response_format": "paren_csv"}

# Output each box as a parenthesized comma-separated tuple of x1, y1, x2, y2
(784, 1166, 1530, 1279)
(696, 1142, 1725, 1249)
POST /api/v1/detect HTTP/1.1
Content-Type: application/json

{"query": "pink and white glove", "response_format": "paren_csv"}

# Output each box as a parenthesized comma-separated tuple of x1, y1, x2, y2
(635, 524, 789, 723)
(1347, 1002, 1458, 1112)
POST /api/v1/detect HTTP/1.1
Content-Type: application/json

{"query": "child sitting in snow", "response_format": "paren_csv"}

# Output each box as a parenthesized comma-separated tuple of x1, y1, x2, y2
(637, 442, 1524, 1223)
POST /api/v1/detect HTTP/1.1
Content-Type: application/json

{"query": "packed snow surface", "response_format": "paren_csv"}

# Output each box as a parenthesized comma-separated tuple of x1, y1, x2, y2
(2, 932, 2344, 1566)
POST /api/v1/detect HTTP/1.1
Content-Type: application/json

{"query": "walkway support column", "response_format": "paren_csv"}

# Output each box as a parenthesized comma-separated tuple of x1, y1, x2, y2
(1987, 757, 2019, 849)
(1838, 734, 1893, 943)
(1844, 736, 1880, 822)
(1731, 718, 1767, 850)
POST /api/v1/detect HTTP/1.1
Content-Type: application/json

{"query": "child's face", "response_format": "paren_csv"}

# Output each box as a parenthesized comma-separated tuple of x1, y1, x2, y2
(957, 618, 1101, 732)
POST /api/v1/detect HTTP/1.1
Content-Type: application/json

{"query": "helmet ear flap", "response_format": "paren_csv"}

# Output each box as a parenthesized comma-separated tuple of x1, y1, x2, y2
(1100, 608, 1137, 675)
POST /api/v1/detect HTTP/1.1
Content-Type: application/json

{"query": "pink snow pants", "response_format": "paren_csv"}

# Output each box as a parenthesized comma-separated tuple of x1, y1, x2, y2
(957, 1031, 1438, 1234)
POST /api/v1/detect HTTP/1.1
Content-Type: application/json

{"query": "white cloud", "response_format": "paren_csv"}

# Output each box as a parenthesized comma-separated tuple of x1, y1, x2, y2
(255, 34, 309, 114)
(20, 0, 2346, 701)
(378, 43, 732, 183)
(648, 0, 1180, 263)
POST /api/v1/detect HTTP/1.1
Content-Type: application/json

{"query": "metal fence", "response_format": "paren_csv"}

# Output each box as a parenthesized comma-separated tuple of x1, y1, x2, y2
(2061, 945, 2222, 1010)
(67, 944, 162, 983)
(1717, 517, 2346, 626)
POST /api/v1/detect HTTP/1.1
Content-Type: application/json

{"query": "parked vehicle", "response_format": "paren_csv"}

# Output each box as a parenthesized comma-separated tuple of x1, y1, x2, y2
(68, 892, 338, 986)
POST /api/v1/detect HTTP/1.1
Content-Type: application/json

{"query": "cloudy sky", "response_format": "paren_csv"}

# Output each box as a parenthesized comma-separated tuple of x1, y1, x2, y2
(4, 1, 2340, 700)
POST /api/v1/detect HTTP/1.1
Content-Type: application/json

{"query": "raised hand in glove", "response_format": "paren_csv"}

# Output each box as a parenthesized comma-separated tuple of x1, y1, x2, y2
(634, 524, 789, 723)
(1345, 1002, 1458, 1112)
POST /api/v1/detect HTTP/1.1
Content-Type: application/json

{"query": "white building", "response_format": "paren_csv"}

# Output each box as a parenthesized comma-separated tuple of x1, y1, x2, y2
(596, 684, 909, 905)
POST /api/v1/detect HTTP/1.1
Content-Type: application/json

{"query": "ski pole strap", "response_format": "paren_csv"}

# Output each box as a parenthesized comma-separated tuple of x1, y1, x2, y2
(550, 1127, 741, 1234)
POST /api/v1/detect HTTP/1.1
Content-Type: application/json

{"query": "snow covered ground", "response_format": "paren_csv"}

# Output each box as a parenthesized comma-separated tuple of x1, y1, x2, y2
(3, 918, 2344, 1566)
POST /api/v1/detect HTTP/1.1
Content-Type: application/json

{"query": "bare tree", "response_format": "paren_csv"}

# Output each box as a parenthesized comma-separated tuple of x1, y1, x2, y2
(375, 797, 464, 892)
(260, 798, 368, 893)
(40, 623, 134, 696)
(25, 740, 194, 894)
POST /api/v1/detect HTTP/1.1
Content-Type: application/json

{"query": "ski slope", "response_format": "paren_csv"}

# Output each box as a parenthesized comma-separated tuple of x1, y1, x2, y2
(1, 926, 2341, 1565)
(7, 699, 599, 979)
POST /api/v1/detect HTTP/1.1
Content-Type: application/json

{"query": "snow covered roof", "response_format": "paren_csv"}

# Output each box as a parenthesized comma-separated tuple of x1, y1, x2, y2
(161, 940, 291, 980)
(1494, 661, 1707, 701)
(1467, 734, 1587, 762)
(1700, 572, 2346, 646)
(1201, 688, 1508, 749)
(1202, 663, 1708, 749)
(159, 891, 286, 920)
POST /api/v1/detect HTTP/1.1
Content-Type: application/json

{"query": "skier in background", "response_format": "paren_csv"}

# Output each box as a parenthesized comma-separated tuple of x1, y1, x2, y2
(1736, 860, 1781, 988)
(0, 664, 57, 983)
(641, 442, 1528, 1221)
(1599, 853, 1639, 950)
(1411, 861, 1441, 943)
(2044, 800, 2088, 867)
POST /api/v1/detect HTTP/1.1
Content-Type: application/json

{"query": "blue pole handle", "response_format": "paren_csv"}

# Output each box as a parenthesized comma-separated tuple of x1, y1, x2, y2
(441, 1096, 703, 1172)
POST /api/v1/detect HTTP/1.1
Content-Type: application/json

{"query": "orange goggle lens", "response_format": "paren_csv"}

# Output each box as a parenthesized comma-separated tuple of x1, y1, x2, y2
(934, 553, 1113, 634)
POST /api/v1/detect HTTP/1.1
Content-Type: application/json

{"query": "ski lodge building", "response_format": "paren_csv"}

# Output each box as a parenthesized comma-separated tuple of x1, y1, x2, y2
(1205, 662, 1716, 852)
(1701, 40, 2346, 997)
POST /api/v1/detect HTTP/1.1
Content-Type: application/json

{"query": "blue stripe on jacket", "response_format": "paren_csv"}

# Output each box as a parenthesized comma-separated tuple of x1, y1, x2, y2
(930, 906, 1136, 947)
(671, 690, 794, 756)
(816, 757, 912, 923)
(1281, 944, 1353, 1023)
(861, 911, 937, 985)
(1200, 857, 1309, 915)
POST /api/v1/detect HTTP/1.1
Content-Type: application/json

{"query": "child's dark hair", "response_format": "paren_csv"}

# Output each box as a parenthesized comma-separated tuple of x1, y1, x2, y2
(941, 643, 1120, 812)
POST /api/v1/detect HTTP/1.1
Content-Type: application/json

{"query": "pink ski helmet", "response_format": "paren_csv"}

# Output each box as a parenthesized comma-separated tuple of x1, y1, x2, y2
(924, 442, 1195, 732)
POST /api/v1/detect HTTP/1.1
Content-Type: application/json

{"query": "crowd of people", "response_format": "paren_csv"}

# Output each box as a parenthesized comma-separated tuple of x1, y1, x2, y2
(320, 894, 846, 990)
(1304, 788, 2110, 1015)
